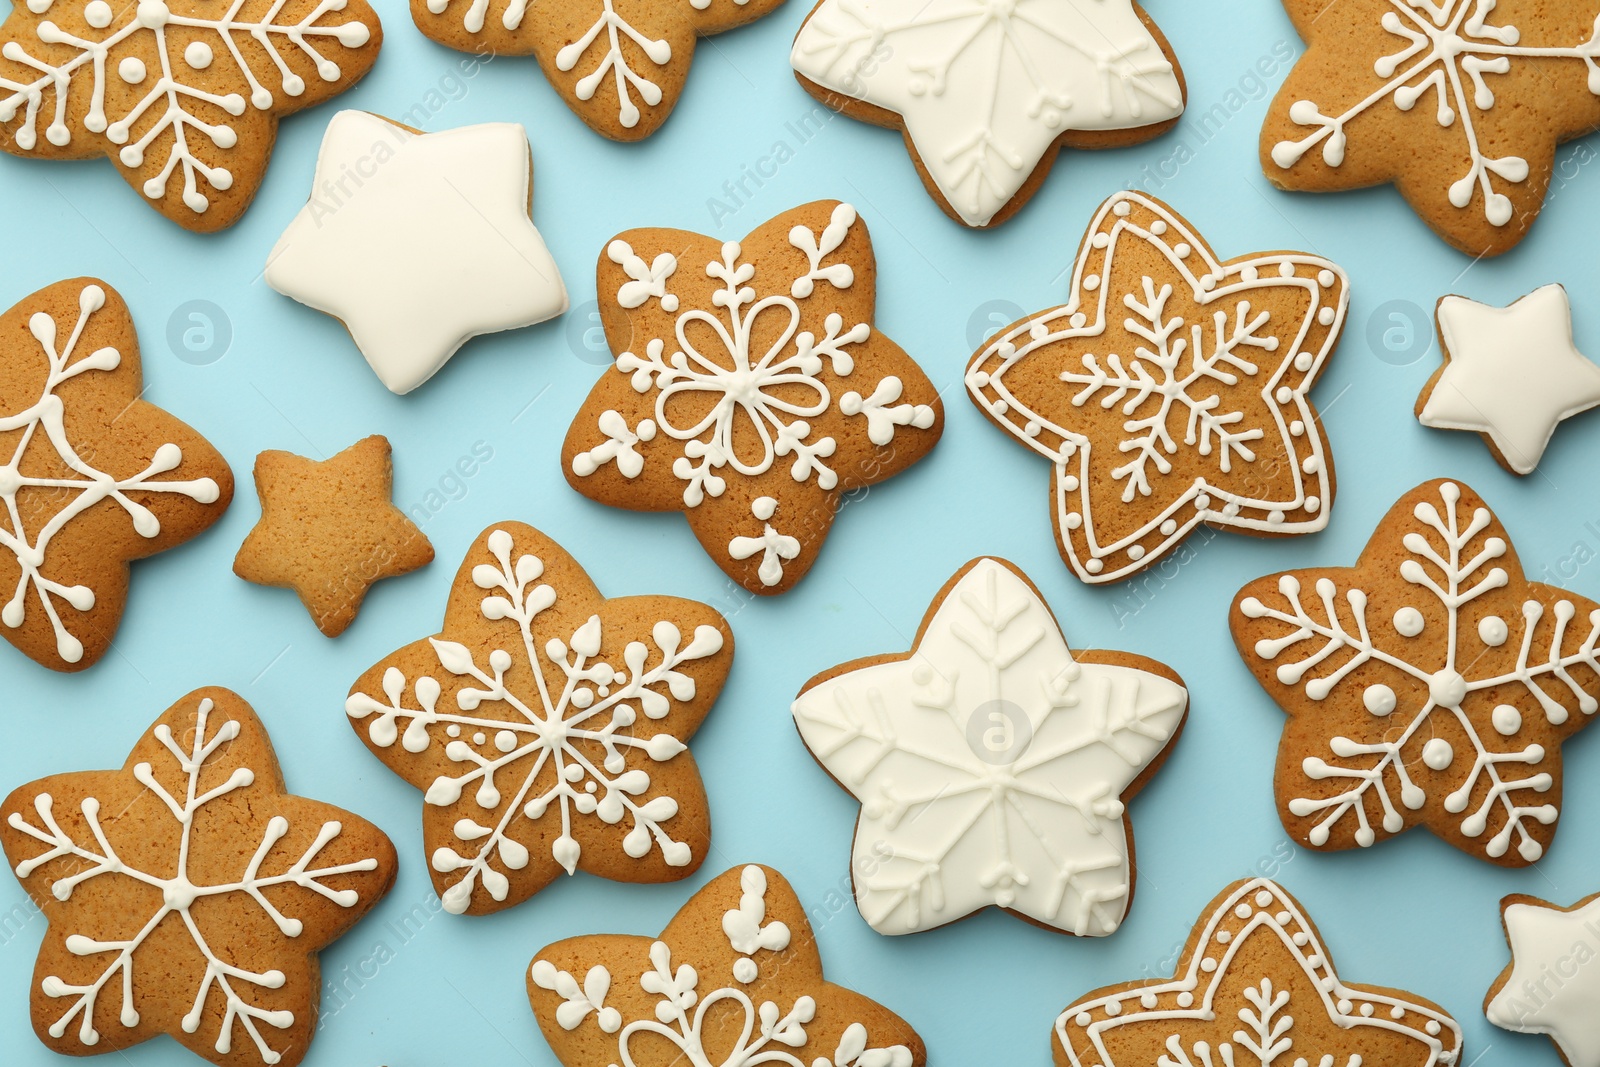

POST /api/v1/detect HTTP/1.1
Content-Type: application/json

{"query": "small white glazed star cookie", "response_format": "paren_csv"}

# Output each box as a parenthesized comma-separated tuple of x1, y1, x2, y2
(1486, 891, 1600, 1066)
(1417, 285, 1600, 475)
(265, 110, 568, 394)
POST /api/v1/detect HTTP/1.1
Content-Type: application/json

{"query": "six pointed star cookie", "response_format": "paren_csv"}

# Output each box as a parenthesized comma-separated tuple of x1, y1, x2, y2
(232, 434, 434, 638)
(346, 522, 734, 915)
(1055, 878, 1463, 1067)
(1486, 890, 1600, 1066)
(411, 0, 787, 140)
(0, 687, 398, 1067)
(0, 278, 233, 672)
(1261, 0, 1600, 256)
(1231, 479, 1600, 866)
(562, 200, 943, 596)
(529, 864, 924, 1067)
(1417, 285, 1600, 475)
(790, 0, 1186, 228)
(265, 111, 569, 395)
(792, 557, 1187, 938)
(966, 191, 1349, 585)
(0, 0, 381, 231)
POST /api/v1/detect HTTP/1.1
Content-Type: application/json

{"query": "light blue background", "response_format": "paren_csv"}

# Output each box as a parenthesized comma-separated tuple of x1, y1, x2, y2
(3, 1, 1599, 1064)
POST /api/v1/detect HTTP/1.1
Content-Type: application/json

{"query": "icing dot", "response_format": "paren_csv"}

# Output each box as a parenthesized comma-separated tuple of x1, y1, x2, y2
(1393, 607, 1425, 637)
(1064, 513, 1083, 530)
(1318, 270, 1336, 288)
(1062, 475, 1080, 492)
(1141, 993, 1158, 1009)
(1128, 545, 1146, 561)
(1294, 352, 1314, 371)
(1290, 420, 1305, 437)
(1304, 456, 1321, 474)
(1279, 261, 1296, 278)
(1200, 958, 1217, 973)
(752, 495, 778, 522)
(1292, 932, 1309, 946)
(118, 56, 146, 83)
(1360, 1004, 1375, 1018)
(494, 730, 517, 752)
(1075, 1012, 1091, 1027)
(1177, 992, 1194, 1008)
(1428, 669, 1467, 707)
(446, 724, 461, 738)
(1274, 386, 1293, 404)
(1093, 233, 1111, 249)
(1196, 494, 1212, 510)
(1085, 558, 1104, 574)
(1255, 889, 1273, 907)
(1113, 200, 1131, 217)
(1306, 496, 1322, 514)
(1069, 312, 1087, 329)
(1363, 684, 1397, 716)
(1267, 511, 1285, 526)
(1318, 306, 1336, 326)
(1235, 903, 1252, 919)
(472, 732, 487, 746)
(1492, 704, 1522, 736)
(1422, 737, 1454, 771)
(1199, 274, 1217, 291)
(733, 958, 758, 983)
(185, 40, 213, 69)
(1160, 519, 1178, 536)
(1216, 930, 1232, 944)
(1337, 999, 1353, 1015)
(1275, 911, 1290, 925)
(1241, 265, 1259, 282)
(84, 0, 112, 26)
(1084, 275, 1101, 291)
(1478, 615, 1509, 647)
(1426, 1021, 1441, 1036)
(1105, 1001, 1121, 1017)
(1150, 221, 1168, 236)
(1391, 1006, 1405, 1019)
(1174, 243, 1191, 258)
(1306, 954, 1323, 968)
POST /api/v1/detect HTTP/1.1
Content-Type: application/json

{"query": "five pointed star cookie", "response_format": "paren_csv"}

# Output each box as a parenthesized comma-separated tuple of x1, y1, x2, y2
(1056, 878, 1463, 1067)
(1417, 285, 1600, 475)
(411, 0, 787, 140)
(793, 557, 1187, 938)
(1486, 890, 1600, 1066)
(966, 190, 1349, 585)
(0, 278, 233, 672)
(1262, 0, 1600, 256)
(790, 0, 1186, 228)
(265, 111, 568, 394)
(232, 435, 433, 638)
(345, 522, 734, 915)
(562, 200, 943, 596)
(0, 687, 398, 1067)
(0, 0, 381, 231)
(529, 864, 924, 1067)
(1231, 479, 1600, 866)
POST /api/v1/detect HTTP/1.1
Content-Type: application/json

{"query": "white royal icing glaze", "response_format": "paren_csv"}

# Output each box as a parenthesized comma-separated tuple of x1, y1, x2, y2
(792, 558, 1186, 936)
(265, 111, 568, 395)
(1057, 879, 1462, 1067)
(1421, 284, 1600, 475)
(728, 496, 800, 589)
(346, 527, 724, 914)
(6, 697, 381, 1065)
(966, 191, 1348, 584)
(531, 865, 913, 1067)
(1270, 1, 1600, 227)
(1486, 893, 1600, 1066)
(790, 0, 1183, 226)
(0, 283, 221, 665)
(0, 0, 372, 214)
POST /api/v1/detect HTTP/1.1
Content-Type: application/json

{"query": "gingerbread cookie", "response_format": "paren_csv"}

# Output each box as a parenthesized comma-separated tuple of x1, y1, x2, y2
(563, 200, 943, 595)
(790, 0, 1185, 228)
(1055, 878, 1463, 1067)
(412, 0, 785, 140)
(529, 864, 923, 1067)
(792, 557, 1187, 937)
(0, 0, 381, 231)
(1231, 479, 1600, 866)
(966, 190, 1348, 585)
(1, 278, 233, 671)
(233, 435, 433, 638)
(265, 111, 568, 395)
(1486, 890, 1600, 1066)
(1417, 285, 1600, 475)
(346, 522, 733, 915)
(1262, 1, 1600, 256)
(0, 687, 397, 1067)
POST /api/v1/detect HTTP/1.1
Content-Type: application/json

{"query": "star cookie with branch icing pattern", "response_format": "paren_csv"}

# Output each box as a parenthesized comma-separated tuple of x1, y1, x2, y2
(1055, 878, 1463, 1067)
(0, 0, 381, 231)
(0, 277, 233, 672)
(966, 191, 1349, 585)
(1231, 479, 1600, 867)
(792, 557, 1187, 938)
(562, 200, 943, 596)
(410, 0, 786, 140)
(1262, 0, 1600, 256)
(0, 687, 397, 1067)
(529, 864, 924, 1067)
(346, 522, 734, 915)
(790, 0, 1185, 228)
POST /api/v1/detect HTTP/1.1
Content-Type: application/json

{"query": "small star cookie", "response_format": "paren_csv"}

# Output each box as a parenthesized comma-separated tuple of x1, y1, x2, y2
(1486, 890, 1600, 1066)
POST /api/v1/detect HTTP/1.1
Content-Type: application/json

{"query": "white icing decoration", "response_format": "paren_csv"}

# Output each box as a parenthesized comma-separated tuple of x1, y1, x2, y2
(839, 376, 936, 446)
(790, 0, 1183, 226)
(966, 191, 1347, 585)
(1487, 894, 1600, 1065)
(1420, 285, 1600, 475)
(554, 0, 673, 129)
(6, 697, 380, 1064)
(791, 558, 1186, 936)
(0, 283, 221, 665)
(728, 497, 801, 589)
(607, 239, 680, 312)
(572, 409, 658, 478)
(346, 528, 724, 914)
(265, 112, 569, 395)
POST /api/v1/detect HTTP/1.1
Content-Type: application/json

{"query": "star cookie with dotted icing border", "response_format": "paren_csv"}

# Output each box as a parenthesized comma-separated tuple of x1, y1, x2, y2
(529, 864, 924, 1067)
(0, 687, 398, 1067)
(562, 200, 943, 596)
(345, 522, 734, 915)
(0, 277, 233, 672)
(1055, 878, 1463, 1067)
(0, 0, 382, 231)
(1485, 889, 1600, 1066)
(966, 190, 1348, 585)
(1230, 479, 1600, 867)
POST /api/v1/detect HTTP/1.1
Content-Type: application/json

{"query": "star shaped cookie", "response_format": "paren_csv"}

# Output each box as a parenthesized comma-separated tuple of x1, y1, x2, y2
(1, 278, 233, 672)
(1417, 285, 1600, 475)
(529, 864, 923, 1067)
(792, 557, 1187, 937)
(1486, 890, 1600, 1066)
(233, 435, 433, 638)
(265, 111, 568, 394)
